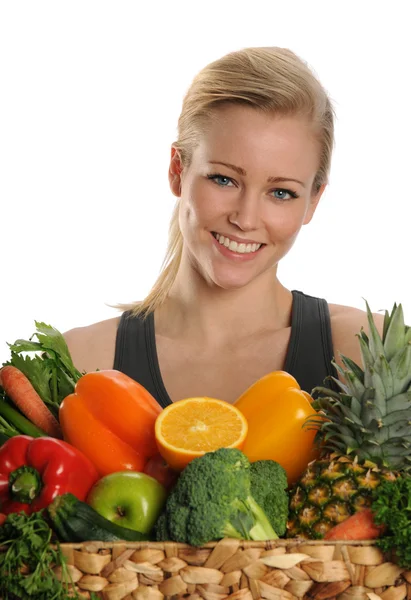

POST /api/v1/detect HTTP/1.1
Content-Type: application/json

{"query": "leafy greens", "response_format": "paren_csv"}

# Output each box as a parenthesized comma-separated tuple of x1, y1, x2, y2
(2, 321, 82, 419)
(372, 476, 411, 568)
(0, 511, 70, 599)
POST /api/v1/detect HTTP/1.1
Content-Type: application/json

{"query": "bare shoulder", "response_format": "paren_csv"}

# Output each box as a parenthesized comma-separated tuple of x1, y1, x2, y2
(64, 316, 121, 374)
(328, 302, 385, 367)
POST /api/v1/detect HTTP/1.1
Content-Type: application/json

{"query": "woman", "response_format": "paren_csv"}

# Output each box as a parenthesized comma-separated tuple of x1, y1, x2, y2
(64, 46, 382, 406)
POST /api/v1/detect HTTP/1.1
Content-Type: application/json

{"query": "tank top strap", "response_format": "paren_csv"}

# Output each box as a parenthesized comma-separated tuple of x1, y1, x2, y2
(284, 290, 337, 394)
(113, 310, 172, 408)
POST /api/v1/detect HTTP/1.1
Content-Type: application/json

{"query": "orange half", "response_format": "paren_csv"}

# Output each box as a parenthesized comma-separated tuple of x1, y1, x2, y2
(155, 397, 248, 471)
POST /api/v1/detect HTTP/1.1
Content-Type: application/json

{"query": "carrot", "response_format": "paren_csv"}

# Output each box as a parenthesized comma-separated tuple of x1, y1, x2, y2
(324, 508, 384, 541)
(0, 513, 7, 526)
(0, 366, 62, 439)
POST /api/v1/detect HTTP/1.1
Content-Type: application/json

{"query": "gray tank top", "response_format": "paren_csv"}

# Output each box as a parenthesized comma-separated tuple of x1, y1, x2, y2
(113, 290, 337, 408)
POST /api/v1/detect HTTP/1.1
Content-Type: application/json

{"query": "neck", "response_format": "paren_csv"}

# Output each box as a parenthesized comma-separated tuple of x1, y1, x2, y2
(156, 254, 292, 346)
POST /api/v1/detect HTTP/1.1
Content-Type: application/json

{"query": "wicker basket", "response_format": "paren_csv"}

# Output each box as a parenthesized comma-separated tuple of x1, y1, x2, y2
(43, 538, 409, 600)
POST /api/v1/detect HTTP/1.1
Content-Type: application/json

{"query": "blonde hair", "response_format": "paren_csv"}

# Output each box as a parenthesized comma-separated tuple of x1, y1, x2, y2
(127, 46, 335, 317)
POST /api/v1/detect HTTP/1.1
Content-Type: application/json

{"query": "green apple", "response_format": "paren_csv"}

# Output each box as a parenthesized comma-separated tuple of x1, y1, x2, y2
(86, 471, 167, 534)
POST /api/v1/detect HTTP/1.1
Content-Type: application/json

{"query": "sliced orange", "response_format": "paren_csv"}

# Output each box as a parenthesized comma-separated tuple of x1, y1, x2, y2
(155, 397, 248, 471)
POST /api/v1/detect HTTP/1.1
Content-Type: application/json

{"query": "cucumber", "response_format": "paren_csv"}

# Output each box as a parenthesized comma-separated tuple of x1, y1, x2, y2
(47, 493, 150, 542)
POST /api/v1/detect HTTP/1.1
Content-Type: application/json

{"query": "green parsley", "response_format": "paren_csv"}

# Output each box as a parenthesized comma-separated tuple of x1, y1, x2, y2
(0, 511, 71, 599)
(372, 476, 411, 568)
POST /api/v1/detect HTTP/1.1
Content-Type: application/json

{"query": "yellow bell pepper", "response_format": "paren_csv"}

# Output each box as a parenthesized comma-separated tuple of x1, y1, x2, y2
(234, 371, 318, 486)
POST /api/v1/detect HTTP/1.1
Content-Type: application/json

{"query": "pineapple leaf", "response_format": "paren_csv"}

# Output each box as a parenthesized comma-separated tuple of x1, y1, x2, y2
(382, 408, 411, 427)
(340, 354, 365, 384)
(405, 326, 411, 344)
(381, 443, 411, 458)
(311, 386, 342, 400)
(357, 333, 373, 380)
(365, 300, 385, 360)
(372, 426, 390, 445)
(328, 375, 349, 395)
(302, 416, 326, 431)
(360, 330, 370, 344)
(373, 354, 394, 398)
(370, 367, 388, 417)
(336, 402, 364, 427)
(345, 370, 366, 399)
(360, 393, 384, 427)
(391, 345, 411, 395)
(383, 303, 405, 361)
(332, 360, 347, 378)
(382, 308, 392, 343)
(386, 391, 411, 412)
(366, 438, 383, 446)
(388, 422, 411, 438)
(321, 430, 358, 450)
(351, 395, 363, 419)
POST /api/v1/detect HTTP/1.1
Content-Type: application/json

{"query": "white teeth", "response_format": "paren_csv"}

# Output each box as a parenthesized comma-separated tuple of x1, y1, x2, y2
(214, 233, 261, 254)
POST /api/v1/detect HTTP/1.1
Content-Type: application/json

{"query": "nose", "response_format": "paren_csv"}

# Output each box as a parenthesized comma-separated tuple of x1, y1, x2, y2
(228, 190, 261, 232)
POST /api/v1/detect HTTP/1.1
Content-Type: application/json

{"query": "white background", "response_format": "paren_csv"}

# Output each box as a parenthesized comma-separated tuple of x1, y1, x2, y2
(1, 1, 410, 365)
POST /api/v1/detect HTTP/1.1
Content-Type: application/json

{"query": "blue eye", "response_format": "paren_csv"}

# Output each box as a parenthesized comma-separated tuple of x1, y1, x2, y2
(207, 174, 234, 187)
(272, 189, 298, 201)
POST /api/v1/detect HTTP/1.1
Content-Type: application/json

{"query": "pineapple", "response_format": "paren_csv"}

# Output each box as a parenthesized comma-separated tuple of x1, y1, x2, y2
(287, 302, 411, 539)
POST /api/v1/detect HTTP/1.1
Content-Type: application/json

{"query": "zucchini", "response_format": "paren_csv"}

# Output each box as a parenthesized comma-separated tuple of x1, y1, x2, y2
(47, 493, 150, 542)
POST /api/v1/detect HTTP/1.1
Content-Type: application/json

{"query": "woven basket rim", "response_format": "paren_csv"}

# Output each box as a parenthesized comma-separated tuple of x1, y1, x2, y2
(53, 538, 380, 550)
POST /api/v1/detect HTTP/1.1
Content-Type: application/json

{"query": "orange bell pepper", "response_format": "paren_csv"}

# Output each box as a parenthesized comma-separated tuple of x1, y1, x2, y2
(59, 370, 162, 476)
(234, 371, 318, 486)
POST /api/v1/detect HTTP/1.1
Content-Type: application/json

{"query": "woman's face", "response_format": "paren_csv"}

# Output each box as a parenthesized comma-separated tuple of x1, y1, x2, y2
(170, 104, 326, 290)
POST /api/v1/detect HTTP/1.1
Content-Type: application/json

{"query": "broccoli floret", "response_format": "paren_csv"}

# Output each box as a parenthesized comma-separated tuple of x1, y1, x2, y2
(175, 448, 250, 507)
(250, 460, 289, 536)
(153, 512, 169, 541)
(186, 502, 249, 546)
(155, 448, 279, 546)
(163, 493, 190, 542)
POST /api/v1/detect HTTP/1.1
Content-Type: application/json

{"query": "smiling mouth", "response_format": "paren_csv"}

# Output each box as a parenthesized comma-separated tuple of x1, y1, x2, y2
(211, 232, 264, 254)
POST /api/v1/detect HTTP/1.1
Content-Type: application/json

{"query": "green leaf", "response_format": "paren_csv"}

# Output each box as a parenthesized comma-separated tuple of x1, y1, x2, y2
(8, 352, 53, 405)
(0, 511, 71, 598)
(370, 366, 387, 417)
(34, 321, 82, 382)
(382, 408, 411, 427)
(357, 333, 373, 380)
(382, 308, 392, 345)
(340, 354, 365, 384)
(383, 303, 405, 361)
(365, 300, 385, 360)
(391, 345, 411, 395)
(373, 354, 394, 398)
(345, 370, 366, 399)
(6, 339, 43, 354)
(4, 321, 83, 411)
(387, 391, 411, 412)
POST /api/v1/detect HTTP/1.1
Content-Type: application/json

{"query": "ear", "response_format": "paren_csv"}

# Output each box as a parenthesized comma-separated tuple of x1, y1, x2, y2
(168, 146, 183, 198)
(303, 183, 327, 225)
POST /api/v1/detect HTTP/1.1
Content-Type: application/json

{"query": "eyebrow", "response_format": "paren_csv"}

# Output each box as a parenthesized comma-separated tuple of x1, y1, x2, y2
(208, 161, 306, 188)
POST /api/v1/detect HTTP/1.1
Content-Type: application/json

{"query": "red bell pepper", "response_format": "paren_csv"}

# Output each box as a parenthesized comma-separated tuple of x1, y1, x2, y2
(0, 435, 99, 515)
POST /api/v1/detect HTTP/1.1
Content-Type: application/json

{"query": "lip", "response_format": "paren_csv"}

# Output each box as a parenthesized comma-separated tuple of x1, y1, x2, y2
(212, 231, 264, 245)
(210, 232, 264, 261)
